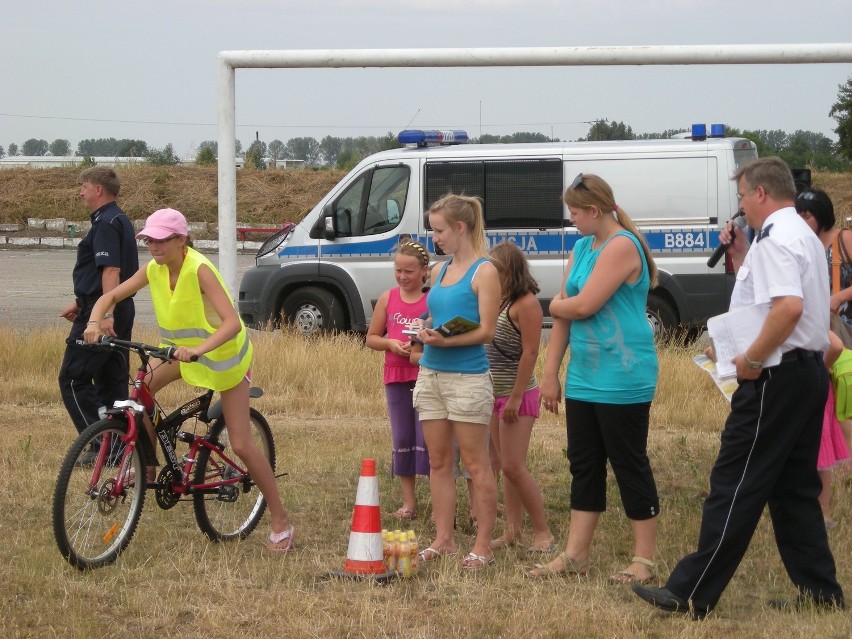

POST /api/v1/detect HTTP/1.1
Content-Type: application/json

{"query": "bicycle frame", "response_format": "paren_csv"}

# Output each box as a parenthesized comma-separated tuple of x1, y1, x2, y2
(55, 336, 275, 569)
(92, 339, 252, 502)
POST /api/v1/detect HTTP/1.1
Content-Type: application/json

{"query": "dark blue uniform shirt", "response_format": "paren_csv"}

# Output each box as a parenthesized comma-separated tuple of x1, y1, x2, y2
(72, 201, 139, 301)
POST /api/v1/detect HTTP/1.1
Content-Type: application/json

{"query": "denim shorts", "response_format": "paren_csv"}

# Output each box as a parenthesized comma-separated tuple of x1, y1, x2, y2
(413, 367, 493, 425)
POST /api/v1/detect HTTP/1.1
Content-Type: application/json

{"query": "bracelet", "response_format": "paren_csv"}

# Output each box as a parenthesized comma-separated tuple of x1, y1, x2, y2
(86, 320, 99, 325)
(743, 353, 764, 369)
(103, 313, 113, 319)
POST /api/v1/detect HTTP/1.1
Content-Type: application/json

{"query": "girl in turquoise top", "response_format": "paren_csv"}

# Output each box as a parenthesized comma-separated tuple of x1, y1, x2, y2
(530, 174, 660, 585)
(412, 194, 501, 569)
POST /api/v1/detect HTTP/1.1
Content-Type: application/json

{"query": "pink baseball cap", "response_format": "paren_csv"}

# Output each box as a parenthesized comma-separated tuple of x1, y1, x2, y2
(136, 208, 188, 240)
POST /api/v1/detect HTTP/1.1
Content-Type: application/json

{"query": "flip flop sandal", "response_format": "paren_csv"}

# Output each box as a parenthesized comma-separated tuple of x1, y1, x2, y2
(526, 542, 558, 555)
(418, 546, 457, 563)
(608, 556, 655, 584)
(527, 537, 556, 555)
(265, 526, 295, 553)
(491, 537, 520, 550)
(526, 551, 590, 578)
(462, 552, 495, 568)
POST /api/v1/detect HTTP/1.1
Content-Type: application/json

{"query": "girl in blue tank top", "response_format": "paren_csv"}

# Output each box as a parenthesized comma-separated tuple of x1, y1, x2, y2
(411, 194, 501, 570)
(530, 174, 660, 586)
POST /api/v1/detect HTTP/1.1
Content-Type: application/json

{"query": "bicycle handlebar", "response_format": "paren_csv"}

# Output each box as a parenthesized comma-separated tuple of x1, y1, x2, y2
(98, 336, 198, 362)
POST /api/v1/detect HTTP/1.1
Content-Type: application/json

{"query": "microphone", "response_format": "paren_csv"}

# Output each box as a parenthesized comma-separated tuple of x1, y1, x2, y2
(707, 211, 746, 268)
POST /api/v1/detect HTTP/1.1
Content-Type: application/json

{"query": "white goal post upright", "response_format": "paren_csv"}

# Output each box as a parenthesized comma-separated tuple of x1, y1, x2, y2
(216, 43, 852, 298)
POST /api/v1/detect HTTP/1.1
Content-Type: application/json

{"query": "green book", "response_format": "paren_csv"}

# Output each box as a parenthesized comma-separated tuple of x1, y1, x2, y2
(436, 316, 479, 337)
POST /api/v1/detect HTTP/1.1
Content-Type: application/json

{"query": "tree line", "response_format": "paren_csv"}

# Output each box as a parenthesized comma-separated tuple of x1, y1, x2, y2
(3, 76, 850, 171)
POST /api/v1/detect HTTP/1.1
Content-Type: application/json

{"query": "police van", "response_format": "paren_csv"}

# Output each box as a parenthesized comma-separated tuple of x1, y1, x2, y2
(238, 126, 758, 337)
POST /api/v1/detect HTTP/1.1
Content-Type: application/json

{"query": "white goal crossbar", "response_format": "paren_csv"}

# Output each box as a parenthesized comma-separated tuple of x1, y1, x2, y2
(217, 43, 852, 296)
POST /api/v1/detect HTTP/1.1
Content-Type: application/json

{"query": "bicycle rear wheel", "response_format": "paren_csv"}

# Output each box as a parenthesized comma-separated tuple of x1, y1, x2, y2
(193, 408, 274, 541)
(52, 418, 147, 569)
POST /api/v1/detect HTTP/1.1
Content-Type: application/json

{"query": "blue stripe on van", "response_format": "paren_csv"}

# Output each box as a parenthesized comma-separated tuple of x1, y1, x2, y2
(278, 228, 723, 258)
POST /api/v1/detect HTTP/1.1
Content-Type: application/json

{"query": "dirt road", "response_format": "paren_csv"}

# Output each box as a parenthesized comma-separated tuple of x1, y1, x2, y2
(0, 248, 257, 328)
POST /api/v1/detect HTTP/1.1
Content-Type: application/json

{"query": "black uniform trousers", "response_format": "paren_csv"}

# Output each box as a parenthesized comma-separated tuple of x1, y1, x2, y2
(58, 298, 134, 435)
(666, 350, 843, 615)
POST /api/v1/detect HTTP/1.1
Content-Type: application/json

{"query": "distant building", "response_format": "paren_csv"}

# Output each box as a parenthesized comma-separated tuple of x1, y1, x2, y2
(0, 156, 307, 170)
(235, 158, 306, 170)
(0, 156, 148, 169)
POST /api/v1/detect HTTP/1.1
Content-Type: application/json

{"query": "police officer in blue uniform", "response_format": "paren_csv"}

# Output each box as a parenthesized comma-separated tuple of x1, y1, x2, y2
(58, 167, 138, 464)
(633, 157, 844, 618)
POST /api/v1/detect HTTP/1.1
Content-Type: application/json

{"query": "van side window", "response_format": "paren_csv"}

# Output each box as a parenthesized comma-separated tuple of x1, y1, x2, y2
(333, 173, 367, 237)
(365, 166, 410, 235)
(424, 159, 563, 229)
(332, 165, 410, 237)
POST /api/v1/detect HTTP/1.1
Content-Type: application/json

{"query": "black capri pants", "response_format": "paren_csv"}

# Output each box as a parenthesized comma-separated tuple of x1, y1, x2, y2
(565, 398, 659, 520)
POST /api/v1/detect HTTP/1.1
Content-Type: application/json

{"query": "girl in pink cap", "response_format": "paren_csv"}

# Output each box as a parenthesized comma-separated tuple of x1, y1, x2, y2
(84, 208, 294, 553)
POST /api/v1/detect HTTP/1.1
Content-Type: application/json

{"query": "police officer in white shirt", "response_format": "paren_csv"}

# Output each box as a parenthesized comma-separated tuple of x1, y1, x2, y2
(633, 157, 844, 619)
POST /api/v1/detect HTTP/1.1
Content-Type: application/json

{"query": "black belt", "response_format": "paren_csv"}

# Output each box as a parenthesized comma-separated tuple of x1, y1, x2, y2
(778, 348, 822, 364)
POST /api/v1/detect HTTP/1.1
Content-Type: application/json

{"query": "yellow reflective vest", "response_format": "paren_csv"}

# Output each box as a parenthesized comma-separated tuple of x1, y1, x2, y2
(147, 247, 252, 391)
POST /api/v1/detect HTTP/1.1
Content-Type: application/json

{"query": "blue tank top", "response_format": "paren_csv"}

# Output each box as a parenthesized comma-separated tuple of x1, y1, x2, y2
(420, 258, 489, 374)
(564, 231, 658, 404)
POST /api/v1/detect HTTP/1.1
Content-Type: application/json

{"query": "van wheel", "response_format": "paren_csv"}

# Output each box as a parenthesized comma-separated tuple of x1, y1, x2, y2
(281, 287, 345, 335)
(646, 294, 678, 342)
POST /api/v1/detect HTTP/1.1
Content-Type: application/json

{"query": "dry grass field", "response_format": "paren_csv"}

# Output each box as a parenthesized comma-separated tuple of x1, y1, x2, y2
(0, 325, 849, 638)
(0, 166, 346, 226)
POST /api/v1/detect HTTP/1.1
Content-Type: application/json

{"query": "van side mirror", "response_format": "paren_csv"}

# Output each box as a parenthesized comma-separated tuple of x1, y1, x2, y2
(321, 202, 337, 240)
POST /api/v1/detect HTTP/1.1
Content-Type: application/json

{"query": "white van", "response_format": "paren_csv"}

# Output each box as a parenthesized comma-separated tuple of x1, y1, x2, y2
(238, 127, 758, 337)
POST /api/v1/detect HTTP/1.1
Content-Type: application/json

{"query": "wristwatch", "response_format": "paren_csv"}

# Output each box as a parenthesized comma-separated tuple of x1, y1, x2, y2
(743, 353, 764, 369)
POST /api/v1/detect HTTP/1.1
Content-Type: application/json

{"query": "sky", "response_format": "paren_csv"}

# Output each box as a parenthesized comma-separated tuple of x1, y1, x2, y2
(1, 0, 851, 160)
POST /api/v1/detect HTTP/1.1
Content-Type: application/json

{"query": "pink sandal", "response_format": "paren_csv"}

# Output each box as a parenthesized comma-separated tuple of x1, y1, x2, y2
(265, 526, 295, 553)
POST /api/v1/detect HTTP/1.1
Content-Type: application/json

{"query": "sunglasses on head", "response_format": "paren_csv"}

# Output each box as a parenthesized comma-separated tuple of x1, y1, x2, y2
(571, 173, 588, 191)
(797, 191, 817, 202)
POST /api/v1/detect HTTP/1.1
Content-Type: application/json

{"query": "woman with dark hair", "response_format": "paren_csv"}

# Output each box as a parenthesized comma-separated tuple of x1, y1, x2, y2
(796, 188, 852, 527)
(486, 242, 553, 554)
(796, 187, 852, 323)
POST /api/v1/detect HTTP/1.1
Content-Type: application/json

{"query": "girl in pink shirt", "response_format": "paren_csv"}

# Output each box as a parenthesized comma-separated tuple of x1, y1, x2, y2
(366, 240, 431, 519)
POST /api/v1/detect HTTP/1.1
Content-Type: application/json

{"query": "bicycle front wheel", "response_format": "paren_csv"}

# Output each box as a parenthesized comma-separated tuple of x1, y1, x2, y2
(52, 418, 147, 569)
(193, 408, 275, 541)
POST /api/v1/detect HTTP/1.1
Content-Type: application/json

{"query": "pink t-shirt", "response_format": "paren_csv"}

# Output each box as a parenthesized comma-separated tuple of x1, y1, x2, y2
(383, 287, 428, 384)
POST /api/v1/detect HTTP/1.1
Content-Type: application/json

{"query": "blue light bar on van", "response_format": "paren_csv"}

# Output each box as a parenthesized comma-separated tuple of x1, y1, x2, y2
(709, 123, 725, 138)
(691, 123, 707, 140)
(398, 130, 469, 147)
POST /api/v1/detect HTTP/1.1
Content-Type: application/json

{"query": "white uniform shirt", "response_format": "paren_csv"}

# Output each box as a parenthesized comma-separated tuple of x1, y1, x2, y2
(730, 206, 829, 353)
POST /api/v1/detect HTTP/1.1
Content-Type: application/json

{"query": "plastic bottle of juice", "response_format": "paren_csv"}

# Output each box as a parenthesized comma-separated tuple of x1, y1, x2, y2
(397, 530, 412, 578)
(382, 529, 394, 572)
(407, 530, 419, 573)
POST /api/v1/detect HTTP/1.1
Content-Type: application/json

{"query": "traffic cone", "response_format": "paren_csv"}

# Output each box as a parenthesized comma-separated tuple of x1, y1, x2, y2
(331, 458, 396, 581)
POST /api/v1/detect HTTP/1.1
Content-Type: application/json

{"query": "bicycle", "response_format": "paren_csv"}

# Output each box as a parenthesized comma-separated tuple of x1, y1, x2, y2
(52, 336, 280, 570)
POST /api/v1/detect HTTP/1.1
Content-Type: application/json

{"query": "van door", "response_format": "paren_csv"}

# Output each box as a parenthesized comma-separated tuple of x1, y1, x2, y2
(315, 161, 419, 328)
(422, 157, 566, 319)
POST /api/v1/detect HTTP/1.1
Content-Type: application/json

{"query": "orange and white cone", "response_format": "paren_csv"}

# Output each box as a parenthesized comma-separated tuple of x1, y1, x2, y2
(330, 458, 396, 580)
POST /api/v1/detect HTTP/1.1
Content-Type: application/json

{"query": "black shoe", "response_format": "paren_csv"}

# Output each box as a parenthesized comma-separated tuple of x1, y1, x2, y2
(74, 448, 100, 468)
(768, 596, 845, 612)
(632, 584, 712, 619)
(632, 584, 689, 614)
